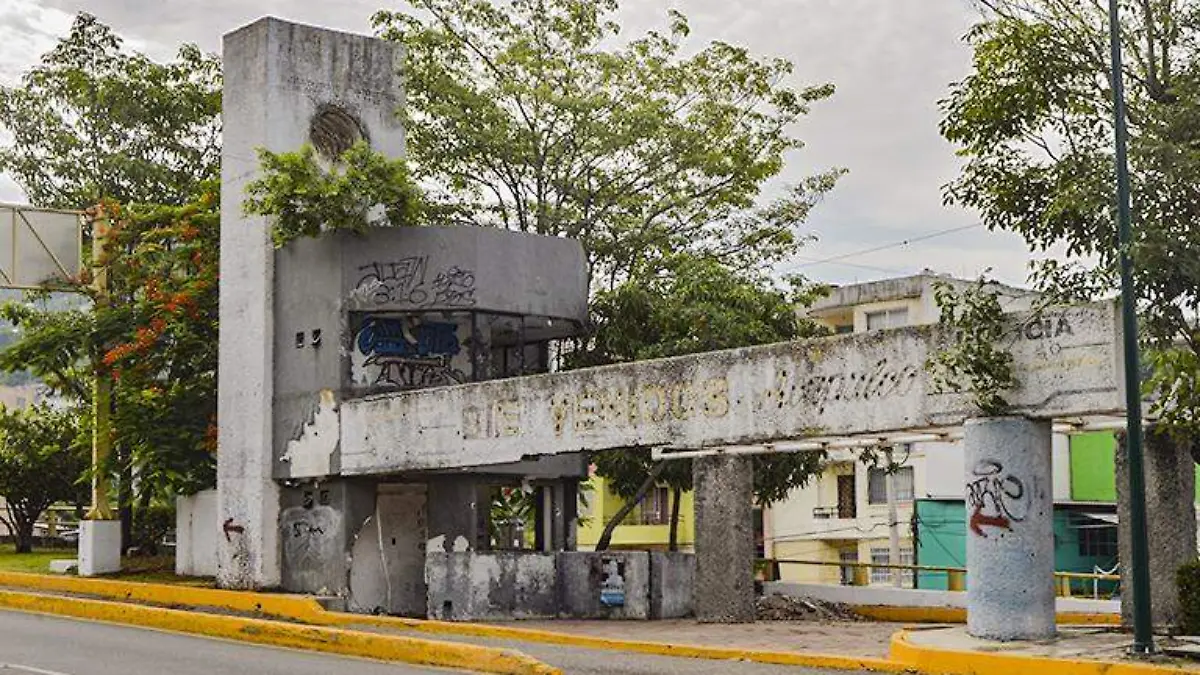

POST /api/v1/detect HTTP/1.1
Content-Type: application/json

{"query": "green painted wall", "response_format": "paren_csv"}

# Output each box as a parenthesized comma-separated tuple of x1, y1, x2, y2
(916, 500, 1118, 592)
(1069, 432, 1200, 503)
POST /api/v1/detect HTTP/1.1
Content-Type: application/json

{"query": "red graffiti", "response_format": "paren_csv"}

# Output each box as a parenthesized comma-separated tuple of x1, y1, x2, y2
(223, 518, 245, 542)
(968, 509, 1011, 538)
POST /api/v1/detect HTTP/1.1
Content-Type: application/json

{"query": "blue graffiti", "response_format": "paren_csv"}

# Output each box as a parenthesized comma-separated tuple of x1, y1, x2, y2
(356, 317, 461, 359)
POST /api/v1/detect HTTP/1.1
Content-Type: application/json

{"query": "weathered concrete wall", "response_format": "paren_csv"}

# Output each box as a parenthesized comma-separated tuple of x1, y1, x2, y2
(694, 454, 756, 623)
(1117, 427, 1197, 629)
(964, 417, 1055, 641)
(279, 480, 375, 597)
(557, 551, 650, 619)
(219, 17, 405, 588)
(348, 483, 427, 615)
(426, 551, 558, 621)
(340, 302, 1123, 474)
(175, 490, 218, 577)
(650, 552, 695, 619)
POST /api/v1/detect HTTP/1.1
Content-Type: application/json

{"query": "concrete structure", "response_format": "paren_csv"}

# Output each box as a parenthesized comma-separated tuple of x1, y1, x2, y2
(216, 18, 589, 609)
(78, 521, 120, 576)
(693, 455, 755, 623)
(767, 275, 1060, 583)
(964, 417, 1056, 640)
(1116, 428, 1197, 629)
(175, 490, 218, 577)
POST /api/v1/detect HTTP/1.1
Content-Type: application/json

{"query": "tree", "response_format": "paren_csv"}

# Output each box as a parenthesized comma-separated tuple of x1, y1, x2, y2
(0, 405, 88, 553)
(373, 0, 842, 290)
(0, 12, 221, 209)
(0, 195, 219, 550)
(940, 0, 1200, 433)
(579, 254, 830, 550)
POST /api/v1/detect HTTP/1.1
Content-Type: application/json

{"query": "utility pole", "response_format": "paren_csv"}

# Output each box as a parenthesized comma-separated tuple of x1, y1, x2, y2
(86, 212, 112, 521)
(885, 447, 902, 588)
(1107, 0, 1154, 654)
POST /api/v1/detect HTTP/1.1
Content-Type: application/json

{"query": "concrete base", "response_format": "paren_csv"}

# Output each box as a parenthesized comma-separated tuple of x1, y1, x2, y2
(1116, 427, 1197, 629)
(693, 454, 755, 623)
(964, 416, 1055, 641)
(78, 520, 122, 576)
(48, 559, 78, 574)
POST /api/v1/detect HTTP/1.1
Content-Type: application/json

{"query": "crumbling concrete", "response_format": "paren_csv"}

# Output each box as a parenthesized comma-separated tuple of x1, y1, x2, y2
(650, 552, 695, 619)
(557, 551, 650, 619)
(1117, 427, 1197, 630)
(964, 416, 1055, 641)
(426, 551, 558, 621)
(693, 454, 755, 623)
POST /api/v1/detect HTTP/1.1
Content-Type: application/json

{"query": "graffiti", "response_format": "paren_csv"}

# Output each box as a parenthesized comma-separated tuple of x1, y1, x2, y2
(353, 257, 477, 308)
(756, 359, 921, 415)
(291, 521, 325, 537)
(353, 317, 466, 390)
(547, 378, 729, 438)
(222, 518, 244, 542)
(281, 506, 339, 572)
(966, 459, 1028, 538)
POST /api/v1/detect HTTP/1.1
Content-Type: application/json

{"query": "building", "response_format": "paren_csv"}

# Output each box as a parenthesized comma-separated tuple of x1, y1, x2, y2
(764, 272, 1044, 584)
(575, 471, 697, 552)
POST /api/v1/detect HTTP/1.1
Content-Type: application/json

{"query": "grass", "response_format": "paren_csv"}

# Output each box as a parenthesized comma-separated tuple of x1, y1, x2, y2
(0, 543, 214, 586)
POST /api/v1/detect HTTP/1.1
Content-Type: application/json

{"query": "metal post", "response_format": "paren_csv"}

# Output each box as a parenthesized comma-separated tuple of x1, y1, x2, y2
(1107, 0, 1154, 654)
(85, 213, 113, 521)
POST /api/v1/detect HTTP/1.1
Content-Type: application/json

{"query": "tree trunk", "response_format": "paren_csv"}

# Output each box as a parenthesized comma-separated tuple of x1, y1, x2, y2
(595, 462, 666, 551)
(668, 487, 682, 552)
(12, 511, 35, 554)
(119, 444, 133, 555)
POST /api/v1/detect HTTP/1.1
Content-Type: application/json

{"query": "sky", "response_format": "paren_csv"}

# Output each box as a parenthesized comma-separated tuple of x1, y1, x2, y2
(0, 0, 1047, 288)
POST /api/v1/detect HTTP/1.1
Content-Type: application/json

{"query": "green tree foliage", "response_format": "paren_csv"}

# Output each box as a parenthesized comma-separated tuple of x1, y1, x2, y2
(0, 13, 221, 209)
(373, 0, 842, 288)
(940, 0, 1200, 432)
(0, 404, 88, 553)
(0, 196, 219, 546)
(243, 141, 426, 247)
(925, 275, 1018, 416)
(581, 255, 831, 549)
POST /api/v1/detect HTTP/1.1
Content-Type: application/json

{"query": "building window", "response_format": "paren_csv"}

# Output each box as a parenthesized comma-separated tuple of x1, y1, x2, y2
(839, 549, 858, 586)
(868, 466, 915, 504)
(865, 308, 909, 332)
(837, 474, 857, 519)
(1075, 517, 1118, 559)
(637, 487, 671, 525)
(870, 547, 914, 585)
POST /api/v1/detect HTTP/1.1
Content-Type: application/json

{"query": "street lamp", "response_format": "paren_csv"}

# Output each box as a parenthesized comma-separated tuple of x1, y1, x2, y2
(1107, 0, 1154, 655)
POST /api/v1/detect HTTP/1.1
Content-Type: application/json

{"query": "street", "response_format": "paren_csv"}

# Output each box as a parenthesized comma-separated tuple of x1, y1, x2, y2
(0, 610, 456, 675)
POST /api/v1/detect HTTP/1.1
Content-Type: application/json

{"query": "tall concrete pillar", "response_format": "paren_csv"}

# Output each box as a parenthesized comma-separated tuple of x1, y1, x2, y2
(1117, 427, 1196, 630)
(964, 416, 1055, 640)
(218, 18, 404, 588)
(693, 454, 755, 623)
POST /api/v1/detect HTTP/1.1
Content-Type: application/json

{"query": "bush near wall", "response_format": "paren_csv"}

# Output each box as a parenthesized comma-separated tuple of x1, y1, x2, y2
(1176, 560, 1200, 634)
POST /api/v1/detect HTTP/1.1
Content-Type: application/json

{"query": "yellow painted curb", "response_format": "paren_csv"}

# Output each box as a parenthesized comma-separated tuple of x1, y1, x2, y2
(327, 612, 910, 672)
(0, 588, 559, 675)
(889, 629, 1197, 675)
(0, 571, 327, 622)
(854, 604, 1121, 626)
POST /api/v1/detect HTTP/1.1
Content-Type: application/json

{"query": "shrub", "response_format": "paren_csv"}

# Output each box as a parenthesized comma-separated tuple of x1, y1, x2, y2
(1176, 559, 1200, 634)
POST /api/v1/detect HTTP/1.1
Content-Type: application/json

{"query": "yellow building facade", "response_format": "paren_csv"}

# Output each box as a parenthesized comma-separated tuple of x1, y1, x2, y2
(576, 475, 696, 552)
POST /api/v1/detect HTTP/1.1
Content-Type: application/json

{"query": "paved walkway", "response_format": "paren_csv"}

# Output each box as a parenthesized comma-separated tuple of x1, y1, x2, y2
(491, 620, 902, 659)
(347, 621, 883, 675)
(905, 626, 1200, 669)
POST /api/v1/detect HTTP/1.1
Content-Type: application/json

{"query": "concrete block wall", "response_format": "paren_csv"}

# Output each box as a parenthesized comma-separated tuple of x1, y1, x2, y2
(424, 550, 694, 621)
(175, 490, 218, 577)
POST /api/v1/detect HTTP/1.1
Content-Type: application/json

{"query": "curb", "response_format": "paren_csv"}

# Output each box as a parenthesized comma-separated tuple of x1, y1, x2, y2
(889, 629, 1195, 675)
(854, 605, 1121, 626)
(0, 588, 559, 675)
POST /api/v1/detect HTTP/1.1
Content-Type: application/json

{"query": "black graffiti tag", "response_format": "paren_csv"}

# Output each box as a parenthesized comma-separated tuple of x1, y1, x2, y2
(966, 459, 1027, 538)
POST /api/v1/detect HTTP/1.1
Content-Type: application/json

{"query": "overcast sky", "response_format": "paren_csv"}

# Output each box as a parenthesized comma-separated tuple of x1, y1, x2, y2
(0, 0, 1046, 287)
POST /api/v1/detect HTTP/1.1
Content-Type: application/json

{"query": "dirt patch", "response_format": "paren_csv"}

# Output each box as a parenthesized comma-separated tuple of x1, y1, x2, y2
(755, 594, 864, 622)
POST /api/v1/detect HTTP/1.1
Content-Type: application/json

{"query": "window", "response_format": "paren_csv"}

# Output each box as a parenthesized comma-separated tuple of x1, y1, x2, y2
(839, 549, 858, 586)
(865, 308, 909, 332)
(870, 547, 914, 585)
(638, 487, 671, 525)
(868, 466, 915, 505)
(836, 474, 857, 519)
(1073, 514, 1118, 559)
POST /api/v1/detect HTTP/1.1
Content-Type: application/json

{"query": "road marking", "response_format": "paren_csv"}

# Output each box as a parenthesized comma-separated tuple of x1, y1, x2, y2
(1, 664, 72, 675)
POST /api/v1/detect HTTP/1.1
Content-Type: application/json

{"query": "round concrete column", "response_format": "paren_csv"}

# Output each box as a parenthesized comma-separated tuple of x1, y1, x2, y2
(964, 416, 1055, 640)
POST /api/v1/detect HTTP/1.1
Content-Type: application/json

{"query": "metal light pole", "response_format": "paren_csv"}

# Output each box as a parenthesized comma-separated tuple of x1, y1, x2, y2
(1107, 0, 1154, 655)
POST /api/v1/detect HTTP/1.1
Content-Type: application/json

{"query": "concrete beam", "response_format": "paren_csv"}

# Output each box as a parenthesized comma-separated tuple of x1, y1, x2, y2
(341, 301, 1123, 473)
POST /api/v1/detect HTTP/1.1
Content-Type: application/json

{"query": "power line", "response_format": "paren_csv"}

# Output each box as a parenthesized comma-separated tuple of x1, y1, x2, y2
(783, 223, 985, 273)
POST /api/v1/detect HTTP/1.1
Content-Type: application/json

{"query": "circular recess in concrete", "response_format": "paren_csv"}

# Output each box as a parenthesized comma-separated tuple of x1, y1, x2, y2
(309, 105, 367, 160)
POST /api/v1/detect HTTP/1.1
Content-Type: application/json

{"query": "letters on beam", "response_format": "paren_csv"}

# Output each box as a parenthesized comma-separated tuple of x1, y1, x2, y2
(340, 301, 1123, 473)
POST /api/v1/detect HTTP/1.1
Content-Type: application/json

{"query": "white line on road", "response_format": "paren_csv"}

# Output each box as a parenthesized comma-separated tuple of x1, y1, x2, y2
(1, 664, 72, 675)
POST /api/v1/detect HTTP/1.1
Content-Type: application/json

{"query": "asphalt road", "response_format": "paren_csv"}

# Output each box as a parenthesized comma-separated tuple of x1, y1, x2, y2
(0, 610, 459, 675)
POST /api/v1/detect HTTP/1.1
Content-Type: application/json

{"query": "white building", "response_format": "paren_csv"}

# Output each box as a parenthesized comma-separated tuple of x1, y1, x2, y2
(762, 272, 1072, 584)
